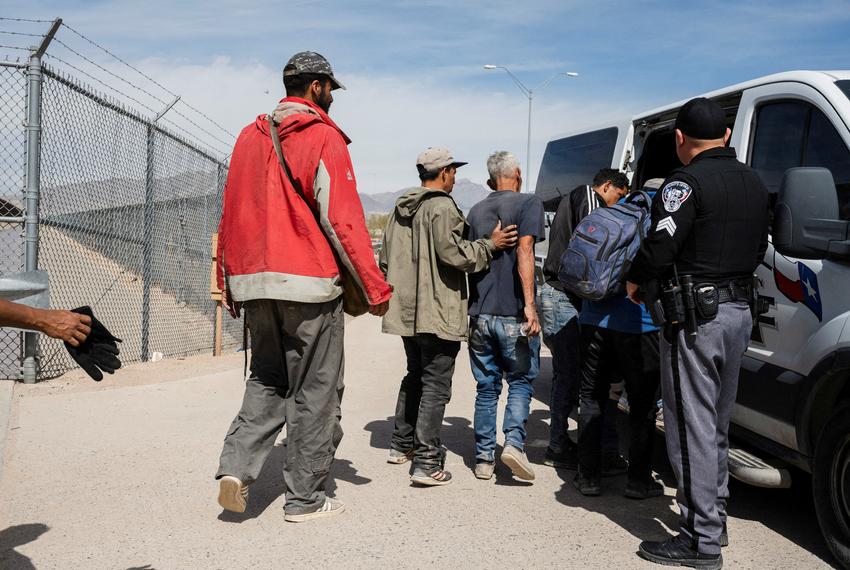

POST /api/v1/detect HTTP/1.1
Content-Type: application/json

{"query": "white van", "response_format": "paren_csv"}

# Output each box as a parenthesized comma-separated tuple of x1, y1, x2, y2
(536, 71, 850, 566)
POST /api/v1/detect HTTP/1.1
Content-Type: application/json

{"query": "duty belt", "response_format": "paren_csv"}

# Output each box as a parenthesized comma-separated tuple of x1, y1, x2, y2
(713, 281, 753, 304)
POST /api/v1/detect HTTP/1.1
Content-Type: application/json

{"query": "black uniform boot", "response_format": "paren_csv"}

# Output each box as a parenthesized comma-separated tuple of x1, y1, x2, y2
(639, 536, 722, 570)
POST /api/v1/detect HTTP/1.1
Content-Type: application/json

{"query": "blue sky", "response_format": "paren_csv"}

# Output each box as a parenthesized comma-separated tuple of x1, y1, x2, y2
(3, 0, 850, 192)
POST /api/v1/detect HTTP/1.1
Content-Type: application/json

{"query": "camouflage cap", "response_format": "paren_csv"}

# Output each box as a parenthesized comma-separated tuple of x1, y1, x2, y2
(283, 51, 346, 91)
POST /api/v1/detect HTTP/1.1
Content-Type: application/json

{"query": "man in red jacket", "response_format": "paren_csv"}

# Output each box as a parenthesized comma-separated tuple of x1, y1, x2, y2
(215, 51, 392, 522)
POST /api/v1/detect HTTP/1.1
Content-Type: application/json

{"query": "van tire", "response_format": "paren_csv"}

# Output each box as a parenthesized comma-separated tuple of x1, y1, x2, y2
(813, 402, 850, 568)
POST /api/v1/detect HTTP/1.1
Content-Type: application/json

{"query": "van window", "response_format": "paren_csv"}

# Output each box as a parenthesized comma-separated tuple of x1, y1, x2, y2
(535, 127, 618, 210)
(750, 101, 850, 221)
(806, 111, 850, 220)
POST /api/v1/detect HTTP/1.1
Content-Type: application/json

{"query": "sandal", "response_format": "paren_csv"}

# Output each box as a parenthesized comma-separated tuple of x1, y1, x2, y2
(410, 468, 452, 486)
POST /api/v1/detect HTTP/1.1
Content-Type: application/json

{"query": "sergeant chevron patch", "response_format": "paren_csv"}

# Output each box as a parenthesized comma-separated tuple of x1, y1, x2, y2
(657, 216, 677, 237)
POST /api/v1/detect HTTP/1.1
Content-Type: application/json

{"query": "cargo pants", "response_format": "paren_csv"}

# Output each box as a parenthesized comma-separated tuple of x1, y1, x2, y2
(216, 297, 344, 516)
(661, 302, 751, 556)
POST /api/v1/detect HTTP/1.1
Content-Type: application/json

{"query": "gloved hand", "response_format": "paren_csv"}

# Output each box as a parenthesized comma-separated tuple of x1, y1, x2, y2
(63, 306, 122, 381)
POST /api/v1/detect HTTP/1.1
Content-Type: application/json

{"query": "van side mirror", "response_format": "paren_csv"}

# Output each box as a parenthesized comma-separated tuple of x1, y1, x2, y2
(773, 167, 850, 260)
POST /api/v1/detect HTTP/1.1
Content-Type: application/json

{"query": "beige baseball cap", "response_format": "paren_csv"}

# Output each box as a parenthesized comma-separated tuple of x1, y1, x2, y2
(415, 147, 467, 174)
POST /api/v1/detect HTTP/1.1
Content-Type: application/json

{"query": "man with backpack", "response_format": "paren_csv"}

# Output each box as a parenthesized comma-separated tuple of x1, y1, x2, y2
(215, 51, 393, 521)
(466, 151, 545, 482)
(380, 147, 517, 487)
(569, 180, 664, 499)
(539, 169, 629, 469)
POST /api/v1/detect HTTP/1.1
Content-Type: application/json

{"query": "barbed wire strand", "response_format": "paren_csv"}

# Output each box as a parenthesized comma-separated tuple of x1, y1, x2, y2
(51, 38, 235, 150)
(0, 17, 53, 23)
(43, 54, 231, 157)
(53, 38, 170, 106)
(0, 30, 44, 37)
(60, 22, 237, 139)
(44, 53, 161, 115)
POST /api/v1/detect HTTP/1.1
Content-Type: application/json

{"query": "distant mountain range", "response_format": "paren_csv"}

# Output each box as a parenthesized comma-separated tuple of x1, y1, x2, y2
(359, 178, 491, 214)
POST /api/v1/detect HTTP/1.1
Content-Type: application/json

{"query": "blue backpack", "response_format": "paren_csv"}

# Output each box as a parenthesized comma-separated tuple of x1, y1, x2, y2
(558, 191, 653, 301)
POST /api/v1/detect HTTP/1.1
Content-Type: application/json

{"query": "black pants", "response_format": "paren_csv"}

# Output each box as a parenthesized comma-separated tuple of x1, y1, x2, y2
(577, 326, 660, 481)
(391, 334, 460, 471)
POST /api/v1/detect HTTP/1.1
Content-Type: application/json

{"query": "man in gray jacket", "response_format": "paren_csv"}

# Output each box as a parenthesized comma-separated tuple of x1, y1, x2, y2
(380, 147, 517, 486)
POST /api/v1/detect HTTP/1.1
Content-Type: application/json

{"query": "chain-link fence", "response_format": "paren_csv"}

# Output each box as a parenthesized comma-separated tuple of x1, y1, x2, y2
(0, 62, 27, 379)
(0, 57, 241, 380)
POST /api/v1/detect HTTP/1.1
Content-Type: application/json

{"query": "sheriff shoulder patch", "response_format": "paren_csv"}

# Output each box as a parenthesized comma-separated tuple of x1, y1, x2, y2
(661, 181, 692, 213)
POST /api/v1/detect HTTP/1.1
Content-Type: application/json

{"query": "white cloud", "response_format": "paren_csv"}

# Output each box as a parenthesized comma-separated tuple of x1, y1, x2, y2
(127, 57, 644, 193)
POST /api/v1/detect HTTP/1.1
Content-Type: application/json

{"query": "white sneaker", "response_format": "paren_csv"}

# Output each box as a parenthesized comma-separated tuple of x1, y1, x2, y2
(501, 445, 535, 481)
(474, 461, 495, 480)
(284, 497, 345, 523)
(218, 475, 249, 513)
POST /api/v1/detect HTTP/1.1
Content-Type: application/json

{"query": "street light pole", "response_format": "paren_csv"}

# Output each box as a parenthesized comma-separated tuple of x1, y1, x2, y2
(526, 93, 533, 191)
(484, 65, 578, 191)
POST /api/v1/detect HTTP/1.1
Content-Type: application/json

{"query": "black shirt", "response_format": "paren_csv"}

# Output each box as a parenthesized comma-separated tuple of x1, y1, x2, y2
(627, 147, 769, 285)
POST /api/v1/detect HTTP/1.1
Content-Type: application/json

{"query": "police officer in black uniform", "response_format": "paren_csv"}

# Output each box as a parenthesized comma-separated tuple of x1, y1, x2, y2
(625, 97, 769, 570)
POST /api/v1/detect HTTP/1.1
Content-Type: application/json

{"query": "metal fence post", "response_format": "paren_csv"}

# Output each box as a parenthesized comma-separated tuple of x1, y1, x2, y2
(141, 96, 180, 363)
(141, 124, 154, 363)
(22, 19, 61, 383)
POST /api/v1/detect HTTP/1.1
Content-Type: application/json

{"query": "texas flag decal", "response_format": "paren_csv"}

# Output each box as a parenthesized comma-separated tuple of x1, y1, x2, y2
(773, 252, 823, 321)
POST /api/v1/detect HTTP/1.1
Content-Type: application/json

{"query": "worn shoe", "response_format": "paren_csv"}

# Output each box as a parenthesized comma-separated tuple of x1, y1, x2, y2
(474, 461, 495, 480)
(410, 467, 452, 486)
(217, 475, 249, 513)
(601, 453, 629, 477)
(284, 497, 346, 522)
(543, 446, 578, 470)
(387, 448, 414, 464)
(624, 478, 665, 500)
(501, 445, 535, 481)
(639, 536, 722, 570)
(572, 472, 602, 496)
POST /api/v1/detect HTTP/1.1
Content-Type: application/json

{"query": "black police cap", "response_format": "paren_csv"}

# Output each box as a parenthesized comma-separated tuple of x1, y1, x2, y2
(675, 97, 726, 140)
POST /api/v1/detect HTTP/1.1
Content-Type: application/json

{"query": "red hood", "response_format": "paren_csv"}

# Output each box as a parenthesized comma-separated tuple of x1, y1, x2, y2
(254, 97, 351, 144)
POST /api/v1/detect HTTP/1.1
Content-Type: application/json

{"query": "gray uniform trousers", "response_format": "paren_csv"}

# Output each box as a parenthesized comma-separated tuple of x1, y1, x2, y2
(660, 302, 751, 556)
(216, 297, 344, 515)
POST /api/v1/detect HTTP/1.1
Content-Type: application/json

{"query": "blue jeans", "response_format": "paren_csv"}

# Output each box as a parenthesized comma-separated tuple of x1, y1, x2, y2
(538, 283, 580, 454)
(469, 314, 540, 462)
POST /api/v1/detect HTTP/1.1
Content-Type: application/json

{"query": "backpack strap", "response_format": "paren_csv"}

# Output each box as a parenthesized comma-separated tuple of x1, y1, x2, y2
(267, 115, 322, 224)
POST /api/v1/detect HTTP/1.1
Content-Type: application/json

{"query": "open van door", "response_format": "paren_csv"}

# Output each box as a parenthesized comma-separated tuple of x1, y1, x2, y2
(535, 119, 634, 212)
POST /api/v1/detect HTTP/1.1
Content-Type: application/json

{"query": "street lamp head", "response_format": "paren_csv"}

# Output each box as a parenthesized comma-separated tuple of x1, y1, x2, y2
(483, 65, 498, 70)
(564, 72, 579, 77)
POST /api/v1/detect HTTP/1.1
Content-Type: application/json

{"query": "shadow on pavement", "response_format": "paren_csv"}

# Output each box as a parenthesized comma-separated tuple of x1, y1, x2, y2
(549, 407, 837, 566)
(364, 415, 477, 470)
(326, 459, 373, 496)
(726, 471, 835, 567)
(529, 342, 838, 564)
(533, 355, 554, 410)
(364, 416, 393, 451)
(0, 523, 49, 570)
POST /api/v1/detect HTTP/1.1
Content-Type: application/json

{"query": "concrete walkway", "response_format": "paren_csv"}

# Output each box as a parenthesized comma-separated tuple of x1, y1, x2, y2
(0, 315, 836, 569)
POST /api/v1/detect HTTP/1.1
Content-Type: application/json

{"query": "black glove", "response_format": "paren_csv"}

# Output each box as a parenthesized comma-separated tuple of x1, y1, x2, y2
(63, 306, 123, 381)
